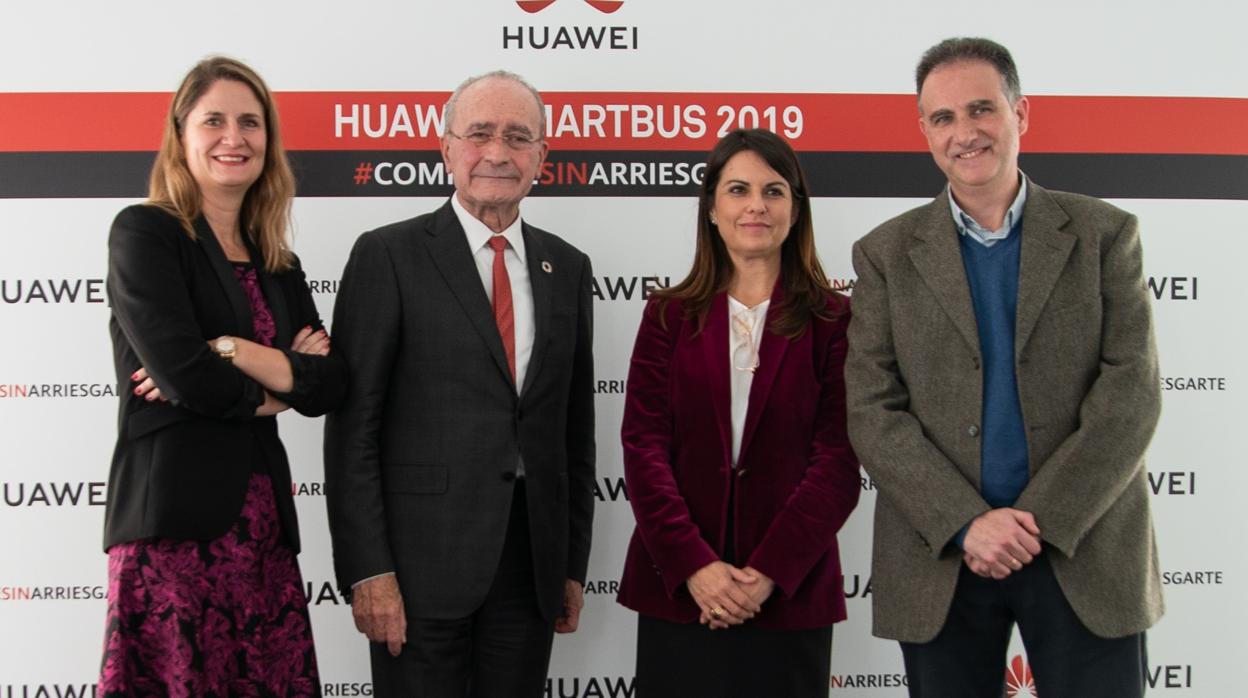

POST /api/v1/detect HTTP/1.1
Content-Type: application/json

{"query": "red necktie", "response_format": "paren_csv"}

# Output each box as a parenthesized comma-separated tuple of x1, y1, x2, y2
(487, 236, 516, 381)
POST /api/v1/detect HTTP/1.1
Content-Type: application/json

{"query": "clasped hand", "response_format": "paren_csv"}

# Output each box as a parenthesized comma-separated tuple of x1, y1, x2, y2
(687, 561, 774, 631)
(962, 507, 1042, 580)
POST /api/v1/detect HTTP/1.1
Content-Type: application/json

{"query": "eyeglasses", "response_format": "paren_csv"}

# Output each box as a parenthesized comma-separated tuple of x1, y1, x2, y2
(731, 310, 760, 373)
(447, 130, 543, 151)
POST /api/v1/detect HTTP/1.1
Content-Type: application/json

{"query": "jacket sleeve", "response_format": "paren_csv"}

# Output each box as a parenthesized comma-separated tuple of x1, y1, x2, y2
(107, 205, 263, 419)
(267, 254, 348, 417)
(621, 299, 720, 597)
(1014, 213, 1161, 556)
(323, 231, 401, 592)
(845, 237, 990, 556)
(747, 306, 862, 598)
(564, 252, 597, 584)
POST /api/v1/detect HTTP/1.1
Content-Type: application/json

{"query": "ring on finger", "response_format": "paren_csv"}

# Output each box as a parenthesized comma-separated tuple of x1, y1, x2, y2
(710, 606, 725, 617)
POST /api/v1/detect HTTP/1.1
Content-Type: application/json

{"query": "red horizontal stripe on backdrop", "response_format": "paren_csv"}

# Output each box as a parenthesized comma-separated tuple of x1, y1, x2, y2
(1, 91, 1245, 155)
(0, 92, 171, 152)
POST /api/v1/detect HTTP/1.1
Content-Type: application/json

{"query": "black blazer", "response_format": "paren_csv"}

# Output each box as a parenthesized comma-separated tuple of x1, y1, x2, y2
(324, 200, 595, 622)
(104, 204, 346, 552)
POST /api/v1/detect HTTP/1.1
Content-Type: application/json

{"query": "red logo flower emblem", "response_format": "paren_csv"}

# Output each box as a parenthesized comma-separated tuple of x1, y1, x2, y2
(1005, 654, 1037, 696)
(516, 0, 624, 13)
(516, 0, 557, 11)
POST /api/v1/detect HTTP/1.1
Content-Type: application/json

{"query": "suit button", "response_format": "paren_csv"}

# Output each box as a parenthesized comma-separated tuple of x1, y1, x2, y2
(501, 471, 516, 482)
(967, 424, 980, 437)
(971, 356, 980, 370)
(736, 468, 748, 478)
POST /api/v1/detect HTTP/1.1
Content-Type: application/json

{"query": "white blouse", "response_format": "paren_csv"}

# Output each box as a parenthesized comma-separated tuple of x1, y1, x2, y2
(727, 296, 769, 467)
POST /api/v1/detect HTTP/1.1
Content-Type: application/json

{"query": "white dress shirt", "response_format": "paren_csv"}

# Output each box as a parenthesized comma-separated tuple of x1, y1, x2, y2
(451, 194, 536, 395)
(948, 172, 1029, 247)
(728, 296, 769, 467)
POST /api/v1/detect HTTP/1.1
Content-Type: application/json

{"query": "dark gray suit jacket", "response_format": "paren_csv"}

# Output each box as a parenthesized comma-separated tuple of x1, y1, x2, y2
(324, 200, 595, 622)
(846, 181, 1163, 642)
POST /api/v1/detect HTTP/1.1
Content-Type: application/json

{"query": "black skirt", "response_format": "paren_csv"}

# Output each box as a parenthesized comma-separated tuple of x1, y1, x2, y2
(635, 614, 833, 698)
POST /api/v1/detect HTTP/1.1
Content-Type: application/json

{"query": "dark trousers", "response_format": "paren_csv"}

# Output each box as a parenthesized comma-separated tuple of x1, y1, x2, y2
(901, 554, 1147, 698)
(371, 481, 555, 698)
(636, 615, 833, 698)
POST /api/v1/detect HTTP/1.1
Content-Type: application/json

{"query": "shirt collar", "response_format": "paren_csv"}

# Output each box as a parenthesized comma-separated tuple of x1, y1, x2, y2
(728, 295, 770, 313)
(948, 173, 1028, 246)
(451, 194, 527, 263)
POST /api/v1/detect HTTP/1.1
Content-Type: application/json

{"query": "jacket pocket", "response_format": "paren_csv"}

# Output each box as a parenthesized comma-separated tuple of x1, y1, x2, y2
(384, 464, 448, 494)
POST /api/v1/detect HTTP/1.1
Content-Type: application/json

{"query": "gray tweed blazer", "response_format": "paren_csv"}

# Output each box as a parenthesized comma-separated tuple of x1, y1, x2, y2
(845, 181, 1164, 642)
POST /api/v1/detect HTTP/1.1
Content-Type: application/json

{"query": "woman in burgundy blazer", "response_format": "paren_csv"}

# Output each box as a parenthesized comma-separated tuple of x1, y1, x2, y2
(618, 129, 860, 697)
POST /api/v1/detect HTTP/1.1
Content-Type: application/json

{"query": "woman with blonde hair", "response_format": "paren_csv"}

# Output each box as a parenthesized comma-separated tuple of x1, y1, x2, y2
(98, 56, 344, 695)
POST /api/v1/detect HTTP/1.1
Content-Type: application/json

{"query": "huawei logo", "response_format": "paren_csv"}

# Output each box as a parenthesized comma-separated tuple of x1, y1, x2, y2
(516, 0, 624, 13)
(1005, 655, 1037, 697)
(504, 0, 638, 51)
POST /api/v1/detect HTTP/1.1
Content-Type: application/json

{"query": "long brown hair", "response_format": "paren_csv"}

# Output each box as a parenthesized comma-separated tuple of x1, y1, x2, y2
(657, 128, 835, 339)
(148, 56, 295, 272)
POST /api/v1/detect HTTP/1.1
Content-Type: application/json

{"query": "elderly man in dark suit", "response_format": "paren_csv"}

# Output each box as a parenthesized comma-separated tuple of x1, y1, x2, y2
(325, 70, 595, 697)
(846, 38, 1162, 697)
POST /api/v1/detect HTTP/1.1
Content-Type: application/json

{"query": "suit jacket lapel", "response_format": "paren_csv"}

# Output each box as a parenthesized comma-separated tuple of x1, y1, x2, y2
(520, 224, 552, 398)
(907, 194, 980, 354)
(700, 293, 734, 466)
(424, 200, 515, 389)
(737, 282, 790, 464)
(1015, 182, 1076, 354)
(194, 216, 256, 342)
(244, 236, 292, 348)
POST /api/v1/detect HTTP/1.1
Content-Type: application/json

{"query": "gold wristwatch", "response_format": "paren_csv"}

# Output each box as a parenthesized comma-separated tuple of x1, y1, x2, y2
(214, 338, 237, 363)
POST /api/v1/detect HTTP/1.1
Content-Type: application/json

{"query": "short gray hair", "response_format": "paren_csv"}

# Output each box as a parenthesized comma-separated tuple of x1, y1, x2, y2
(916, 37, 1022, 107)
(444, 70, 547, 136)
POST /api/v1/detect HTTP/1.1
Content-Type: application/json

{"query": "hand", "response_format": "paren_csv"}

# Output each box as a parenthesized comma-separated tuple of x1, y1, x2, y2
(130, 367, 167, 403)
(291, 325, 330, 356)
(699, 565, 776, 629)
(738, 566, 775, 608)
(351, 574, 407, 657)
(555, 579, 584, 633)
(687, 561, 760, 629)
(962, 508, 1042, 580)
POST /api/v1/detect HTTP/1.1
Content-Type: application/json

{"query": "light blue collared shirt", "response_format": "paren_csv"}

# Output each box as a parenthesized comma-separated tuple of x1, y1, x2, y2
(948, 174, 1028, 247)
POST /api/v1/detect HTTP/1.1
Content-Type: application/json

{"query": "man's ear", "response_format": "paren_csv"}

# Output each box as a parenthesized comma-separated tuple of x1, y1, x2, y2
(1014, 95, 1030, 137)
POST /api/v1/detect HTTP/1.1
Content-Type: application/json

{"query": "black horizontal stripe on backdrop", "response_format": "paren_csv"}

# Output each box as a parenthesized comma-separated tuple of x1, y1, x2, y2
(1, 151, 1244, 199)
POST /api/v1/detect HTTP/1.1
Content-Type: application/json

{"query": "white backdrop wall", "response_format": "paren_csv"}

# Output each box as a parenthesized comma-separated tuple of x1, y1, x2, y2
(1, 1, 1245, 696)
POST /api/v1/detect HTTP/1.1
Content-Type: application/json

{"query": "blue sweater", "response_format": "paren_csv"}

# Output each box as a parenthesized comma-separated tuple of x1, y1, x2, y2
(960, 219, 1029, 509)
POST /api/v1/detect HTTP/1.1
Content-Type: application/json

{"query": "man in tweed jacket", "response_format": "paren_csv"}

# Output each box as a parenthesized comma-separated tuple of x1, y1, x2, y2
(846, 37, 1162, 697)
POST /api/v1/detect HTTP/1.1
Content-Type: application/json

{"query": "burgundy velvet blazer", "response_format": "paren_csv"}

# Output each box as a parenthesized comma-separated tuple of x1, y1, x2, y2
(617, 286, 860, 630)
